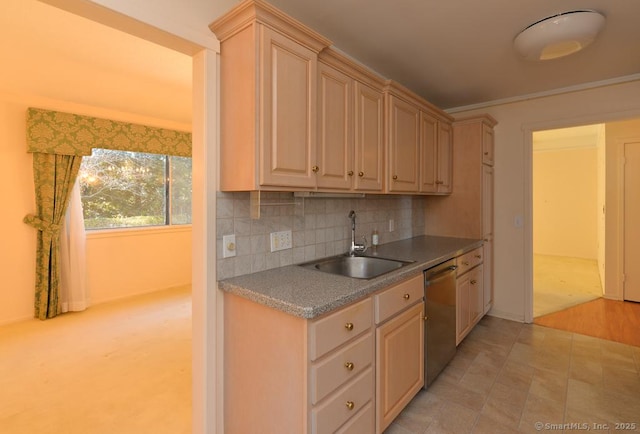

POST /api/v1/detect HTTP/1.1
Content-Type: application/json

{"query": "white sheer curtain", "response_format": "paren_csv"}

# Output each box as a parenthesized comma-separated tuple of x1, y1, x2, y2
(59, 180, 88, 312)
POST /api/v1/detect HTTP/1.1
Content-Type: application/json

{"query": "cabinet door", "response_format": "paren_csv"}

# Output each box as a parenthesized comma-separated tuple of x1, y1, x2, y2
(375, 302, 424, 433)
(419, 112, 438, 193)
(437, 121, 453, 193)
(317, 62, 354, 190)
(354, 82, 384, 191)
(387, 95, 420, 192)
(483, 238, 493, 313)
(260, 26, 317, 188)
(469, 265, 484, 326)
(483, 165, 494, 237)
(456, 273, 470, 345)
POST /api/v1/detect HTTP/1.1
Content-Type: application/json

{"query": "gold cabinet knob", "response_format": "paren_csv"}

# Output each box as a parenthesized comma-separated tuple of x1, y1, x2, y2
(423, 315, 429, 321)
(475, 255, 482, 259)
(393, 175, 398, 180)
(484, 151, 489, 155)
(347, 170, 354, 176)
(403, 293, 410, 300)
(435, 180, 443, 184)
(346, 401, 355, 410)
(471, 279, 477, 285)
(345, 322, 354, 331)
(462, 261, 469, 266)
(358, 171, 364, 177)
(312, 165, 319, 173)
(344, 362, 354, 371)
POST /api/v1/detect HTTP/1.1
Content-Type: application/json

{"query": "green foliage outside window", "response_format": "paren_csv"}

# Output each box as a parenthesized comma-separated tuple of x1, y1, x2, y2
(79, 149, 192, 229)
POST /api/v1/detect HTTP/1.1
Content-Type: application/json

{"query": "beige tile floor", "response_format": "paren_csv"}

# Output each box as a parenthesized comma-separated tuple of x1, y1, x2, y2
(386, 316, 640, 434)
(0, 286, 191, 434)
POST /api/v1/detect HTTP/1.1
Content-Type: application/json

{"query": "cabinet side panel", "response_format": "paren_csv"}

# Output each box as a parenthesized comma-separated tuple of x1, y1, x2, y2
(219, 24, 258, 191)
(224, 293, 307, 433)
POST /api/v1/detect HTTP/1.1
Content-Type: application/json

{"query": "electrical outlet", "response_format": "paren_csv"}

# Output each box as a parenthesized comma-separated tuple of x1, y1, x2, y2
(223, 234, 236, 258)
(270, 230, 292, 252)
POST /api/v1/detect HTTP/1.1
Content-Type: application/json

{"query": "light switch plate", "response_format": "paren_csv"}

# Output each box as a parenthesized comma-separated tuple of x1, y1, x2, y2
(389, 219, 395, 232)
(270, 230, 292, 252)
(223, 234, 236, 258)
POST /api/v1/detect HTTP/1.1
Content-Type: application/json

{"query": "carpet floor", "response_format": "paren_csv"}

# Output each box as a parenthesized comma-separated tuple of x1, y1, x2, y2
(0, 286, 191, 434)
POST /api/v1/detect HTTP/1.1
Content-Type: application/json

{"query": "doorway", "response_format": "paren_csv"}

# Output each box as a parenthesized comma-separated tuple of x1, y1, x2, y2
(532, 124, 605, 318)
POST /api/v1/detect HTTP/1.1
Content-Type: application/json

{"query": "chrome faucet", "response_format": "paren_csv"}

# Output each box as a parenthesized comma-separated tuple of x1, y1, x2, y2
(348, 210, 367, 256)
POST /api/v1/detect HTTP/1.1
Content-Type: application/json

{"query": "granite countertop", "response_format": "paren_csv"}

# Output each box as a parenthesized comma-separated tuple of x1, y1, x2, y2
(217, 235, 483, 319)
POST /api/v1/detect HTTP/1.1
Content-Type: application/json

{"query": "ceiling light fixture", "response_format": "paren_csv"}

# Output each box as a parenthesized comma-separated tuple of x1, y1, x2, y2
(514, 10, 605, 61)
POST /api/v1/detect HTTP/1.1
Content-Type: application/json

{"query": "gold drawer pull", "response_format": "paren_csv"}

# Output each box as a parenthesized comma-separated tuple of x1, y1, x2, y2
(403, 293, 410, 300)
(358, 171, 364, 177)
(345, 322, 354, 331)
(471, 279, 477, 284)
(346, 401, 355, 410)
(344, 362, 354, 371)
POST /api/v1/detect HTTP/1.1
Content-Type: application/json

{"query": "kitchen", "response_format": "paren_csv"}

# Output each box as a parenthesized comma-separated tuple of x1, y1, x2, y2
(4, 0, 640, 433)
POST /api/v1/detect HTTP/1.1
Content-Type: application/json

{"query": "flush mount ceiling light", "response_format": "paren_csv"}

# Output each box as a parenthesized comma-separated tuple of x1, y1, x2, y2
(514, 10, 605, 61)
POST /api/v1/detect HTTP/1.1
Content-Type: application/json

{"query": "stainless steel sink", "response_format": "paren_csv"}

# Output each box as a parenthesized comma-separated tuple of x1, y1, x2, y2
(300, 255, 413, 279)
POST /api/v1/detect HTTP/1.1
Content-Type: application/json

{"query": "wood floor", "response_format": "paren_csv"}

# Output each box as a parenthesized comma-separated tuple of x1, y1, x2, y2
(534, 298, 640, 347)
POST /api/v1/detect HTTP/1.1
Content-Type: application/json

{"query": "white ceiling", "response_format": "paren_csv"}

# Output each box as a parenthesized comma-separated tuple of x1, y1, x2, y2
(2, 0, 639, 124)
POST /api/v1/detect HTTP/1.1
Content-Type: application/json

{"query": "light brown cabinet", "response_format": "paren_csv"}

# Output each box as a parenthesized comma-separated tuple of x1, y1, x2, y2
(385, 81, 454, 194)
(456, 247, 484, 344)
(316, 49, 385, 192)
(420, 112, 453, 194)
(374, 274, 424, 433)
(425, 114, 497, 318)
(224, 293, 375, 433)
(386, 94, 420, 192)
(223, 273, 426, 433)
(211, 0, 331, 191)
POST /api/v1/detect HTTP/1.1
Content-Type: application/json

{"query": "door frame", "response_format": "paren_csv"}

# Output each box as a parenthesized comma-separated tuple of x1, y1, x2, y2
(522, 110, 640, 323)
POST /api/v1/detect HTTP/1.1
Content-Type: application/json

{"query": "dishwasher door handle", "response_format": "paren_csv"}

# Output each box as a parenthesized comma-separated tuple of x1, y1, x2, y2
(425, 265, 458, 286)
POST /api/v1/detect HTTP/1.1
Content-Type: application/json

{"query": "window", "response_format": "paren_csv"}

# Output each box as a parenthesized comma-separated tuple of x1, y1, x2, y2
(78, 149, 192, 229)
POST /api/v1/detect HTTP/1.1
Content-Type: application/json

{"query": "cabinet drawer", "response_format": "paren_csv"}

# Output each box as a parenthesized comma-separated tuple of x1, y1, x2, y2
(311, 332, 373, 405)
(310, 297, 373, 361)
(374, 274, 423, 324)
(311, 368, 374, 434)
(457, 247, 483, 275)
(336, 401, 374, 434)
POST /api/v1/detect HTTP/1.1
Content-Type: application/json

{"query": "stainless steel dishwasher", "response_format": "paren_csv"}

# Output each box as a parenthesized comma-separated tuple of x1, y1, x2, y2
(423, 259, 458, 388)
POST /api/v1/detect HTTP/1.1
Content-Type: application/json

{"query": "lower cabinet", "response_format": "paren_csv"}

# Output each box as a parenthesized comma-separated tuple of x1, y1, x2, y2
(456, 247, 485, 345)
(224, 274, 425, 433)
(375, 302, 424, 433)
(374, 274, 425, 433)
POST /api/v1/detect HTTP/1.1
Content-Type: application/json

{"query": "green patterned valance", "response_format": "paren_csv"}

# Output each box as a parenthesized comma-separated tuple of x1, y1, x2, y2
(26, 108, 192, 157)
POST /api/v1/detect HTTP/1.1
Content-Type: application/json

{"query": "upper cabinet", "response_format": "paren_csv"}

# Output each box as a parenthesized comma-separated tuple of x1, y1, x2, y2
(211, 0, 457, 195)
(385, 81, 454, 194)
(316, 49, 385, 192)
(210, 0, 331, 191)
(386, 94, 420, 193)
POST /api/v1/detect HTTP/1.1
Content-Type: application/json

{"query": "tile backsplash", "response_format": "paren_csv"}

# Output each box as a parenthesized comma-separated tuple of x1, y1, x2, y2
(216, 191, 427, 280)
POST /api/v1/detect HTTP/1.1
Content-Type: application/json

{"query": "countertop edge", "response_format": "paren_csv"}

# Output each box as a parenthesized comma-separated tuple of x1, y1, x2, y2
(217, 235, 483, 319)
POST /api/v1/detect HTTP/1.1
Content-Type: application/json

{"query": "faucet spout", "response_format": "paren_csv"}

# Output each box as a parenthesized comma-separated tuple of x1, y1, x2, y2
(347, 210, 366, 255)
